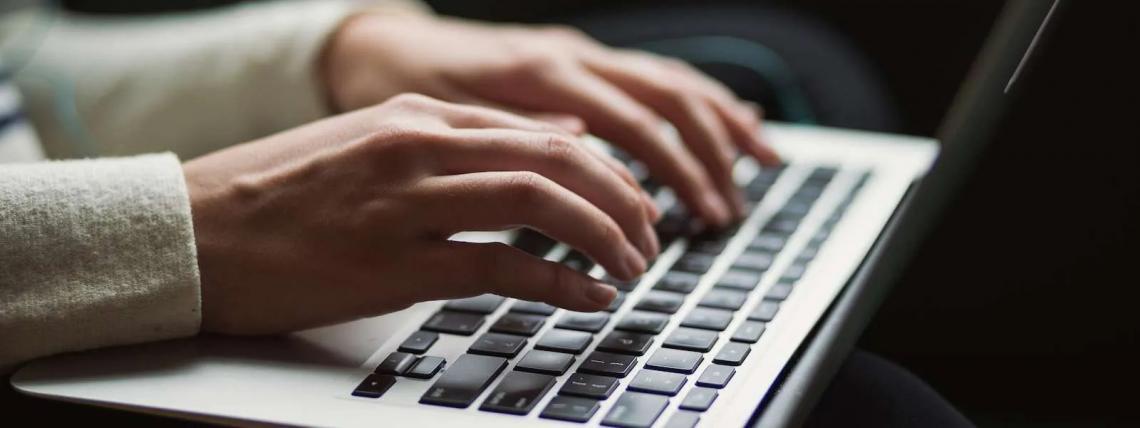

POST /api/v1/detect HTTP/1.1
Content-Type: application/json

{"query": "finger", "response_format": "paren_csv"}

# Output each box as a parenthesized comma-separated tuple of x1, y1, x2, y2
(421, 128, 658, 258)
(398, 93, 577, 136)
(441, 90, 589, 136)
(408, 171, 648, 280)
(584, 55, 746, 217)
(412, 241, 617, 311)
(577, 142, 662, 223)
(496, 64, 733, 227)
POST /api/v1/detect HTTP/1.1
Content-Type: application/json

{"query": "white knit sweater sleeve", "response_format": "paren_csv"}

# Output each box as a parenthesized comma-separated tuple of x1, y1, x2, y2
(0, 153, 199, 370)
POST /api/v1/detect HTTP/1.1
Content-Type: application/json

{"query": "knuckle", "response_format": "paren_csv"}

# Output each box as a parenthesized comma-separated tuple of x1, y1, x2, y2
(541, 134, 581, 171)
(388, 93, 436, 109)
(505, 171, 552, 207)
(539, 24, 588, 41)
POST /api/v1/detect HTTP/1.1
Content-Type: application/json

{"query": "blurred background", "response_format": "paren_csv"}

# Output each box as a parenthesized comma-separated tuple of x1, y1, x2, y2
(17, 0, 1140, 426)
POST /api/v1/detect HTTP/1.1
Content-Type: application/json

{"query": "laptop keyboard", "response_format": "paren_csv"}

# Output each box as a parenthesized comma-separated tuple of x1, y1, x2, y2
(352, 164, 872, 427)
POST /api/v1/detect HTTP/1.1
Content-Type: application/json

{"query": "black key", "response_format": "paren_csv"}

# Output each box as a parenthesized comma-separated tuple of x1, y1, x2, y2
(748, 301, 780, 322)
(733, 251, 774, 272)
(422, 311, 485, 336)
(596, 331, 655, 356)
(781, 263, 808, 282)
(578, 351, 637, 378)
(405, 356, 445, 379)
(375, 351, 417, 375)
(681, 307, 734, 331)
(604, 291, 628, 313)
(420, 354, 507, 408)
(674, 253, 717, 273)
(479, 371, 556, 415)
(510, 300, 557, 316)
(444, 294, 506, 314)
(615, 311, 671, 334)
(763, 217, 800, 235)
(562, 250, 594, 272)
(602, 391, 669, 428)
(489, 313, 546, 337)
(765, 282, 794, 301)
(713, 342, 751, 366)
(645, 348, 703, 374)
(717, 269, 761, 291)
(663, 327, 719, 353)
(696, 364, 735, 388)
(398, 330, 439, 354)
(749, 234, 786, 252)
(699, 288, 749, 311)
(352, 374, 396, 398)
(807, 166, 838, 183)
(605, 275, 641, 292)
(687, 237, 729, 254)
(559, 373, 619, 399)
(541, 395, 601, 423)
(468, 332, 528, 358)
(655, 271, 701, 294)
(731, 321, 766, 343)
(514, 228, 556, 257)
(634, 291, 685, 314)
(628, 369, 687, 396)
(782, 199, 813, 217)
(796, 245, 820, 263)
(556, 311, 611, 333)
(680, 387, 719, 411)
(515, 350, 575, 375)
(535, 328, 593, 354)
(663, 411, 701, 428)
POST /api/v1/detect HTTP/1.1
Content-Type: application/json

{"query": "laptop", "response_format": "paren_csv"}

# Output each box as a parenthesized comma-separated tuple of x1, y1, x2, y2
(10, 1, 1060, 426)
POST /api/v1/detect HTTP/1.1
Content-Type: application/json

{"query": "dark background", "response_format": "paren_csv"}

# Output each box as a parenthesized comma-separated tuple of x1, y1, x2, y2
(18, 1, 1140, 426)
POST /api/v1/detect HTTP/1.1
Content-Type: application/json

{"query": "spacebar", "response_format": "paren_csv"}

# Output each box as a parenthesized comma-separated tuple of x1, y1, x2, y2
(420, 354, 508, 408)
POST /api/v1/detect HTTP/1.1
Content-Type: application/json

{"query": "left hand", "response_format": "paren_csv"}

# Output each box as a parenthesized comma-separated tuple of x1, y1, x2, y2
(320, 14, 781, 228)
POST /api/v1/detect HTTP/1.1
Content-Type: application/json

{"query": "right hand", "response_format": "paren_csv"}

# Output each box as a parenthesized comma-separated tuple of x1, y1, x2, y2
(184, 94, 659, 335)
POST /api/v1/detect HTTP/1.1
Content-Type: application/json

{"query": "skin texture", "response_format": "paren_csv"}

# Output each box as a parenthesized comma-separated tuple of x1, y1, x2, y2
(186, 95, 656, 334)
(321, 14, 782, 227)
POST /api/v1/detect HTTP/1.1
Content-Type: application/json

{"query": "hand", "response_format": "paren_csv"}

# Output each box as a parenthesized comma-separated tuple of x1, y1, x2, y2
(184, 94, 658, 335)
(321, 14, 782, 228)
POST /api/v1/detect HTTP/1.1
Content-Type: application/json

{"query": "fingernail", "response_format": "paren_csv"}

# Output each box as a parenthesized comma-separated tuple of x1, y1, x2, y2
(642, 222, 661, 258)
(586, 282, 618, 306)
(642, 192, 662, 222)
(622, 242, 648, 278)
(703, 193, 732, 226)
(730, 190, 747, 219)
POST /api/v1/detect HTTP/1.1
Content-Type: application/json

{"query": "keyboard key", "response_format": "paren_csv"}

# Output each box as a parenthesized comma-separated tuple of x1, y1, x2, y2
(468, 332, 528, 358)
(796, 245, 820, 263)
(514, 228, 557, 257)
(717, 269, 761, 291)
(698, 288, 749, 311)
(680, 387, 719, 411)
(663, 327, 719, 353)
(748, 301, 780, 321)
(674, 253, 717, 273)
(663, 410, 701, 428)
(420, 354, 507, 408)
(405, 356, 445, 379)
(763, 217, 800, 235)
(750, 234, 786, 252)
(731, 321, 767, 343)
(781, 262, 808, 282)
(515, 350, 575, 375)
(696, 364, 735, 388)
(422, 311, 485, 336)
(602, 391, 669, 428)
(634, 291, 685, 314)
(556, 311, 611, 332)
(479, 371, 556, 415)
(510, 300, 558, 316)
(628, 369, 687, 396)
(646, 348, 703, 374)
(398, 330, 439, 354)
(688, 237, 729, 254)
(605, 275, 641, 292)
(563, 250, 594, 272)
(655, 271, 701, 293)
(765, 282, 794, 301)
(352, 374, 396, 398)
(596, 331, 655, 356)
(681, 308, 734, 331)
(444, 294, 506, 314)
(604, 291, 628, 312)
(713, 342, 751, 366)
(615, 311, 671, 334)
(375, 352, 417, 375)
(560, 373, 619, 399)
(733, 251, 774, 272)
(541, 395, 601, 423)
(489, 313, 546, 337)
(535, 328, 593, 354)
(578, 351, 637, 378)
